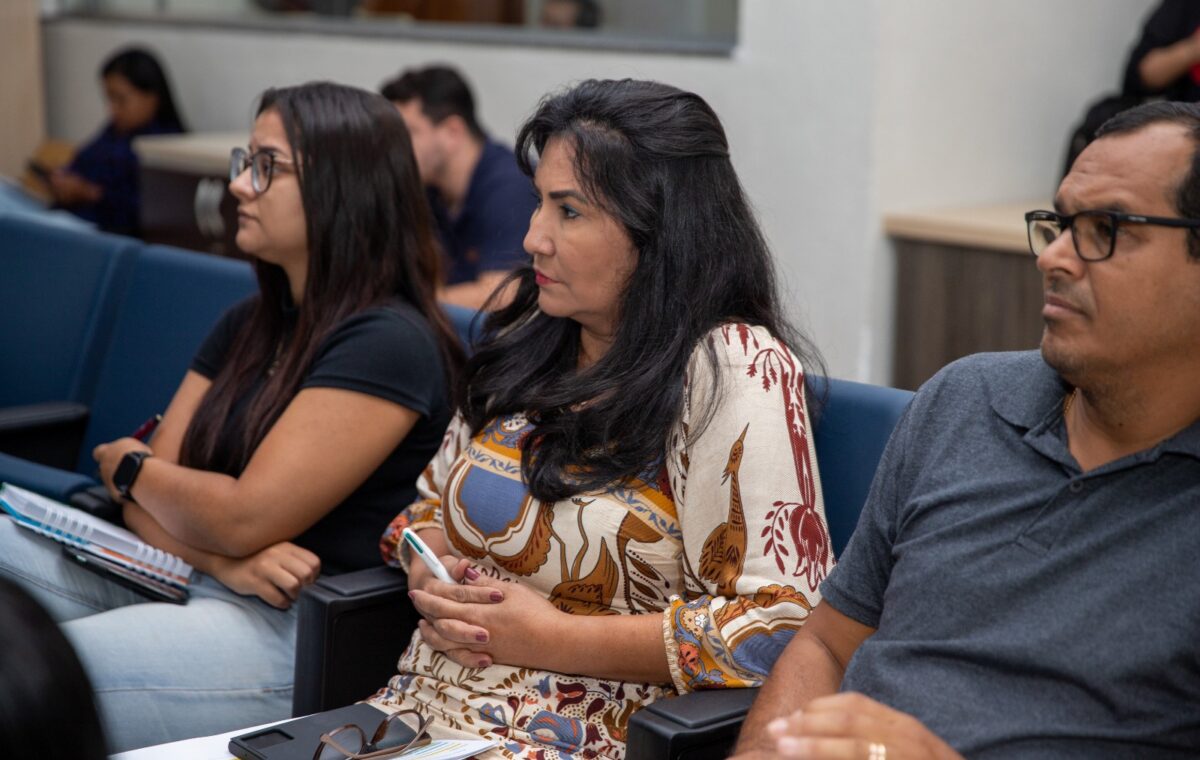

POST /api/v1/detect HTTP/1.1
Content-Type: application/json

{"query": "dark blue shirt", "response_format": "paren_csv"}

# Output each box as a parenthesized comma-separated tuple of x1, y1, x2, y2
(428, 139, 534, 285)
(821, 351, 1200, 758)
(66, 119, 183, 235)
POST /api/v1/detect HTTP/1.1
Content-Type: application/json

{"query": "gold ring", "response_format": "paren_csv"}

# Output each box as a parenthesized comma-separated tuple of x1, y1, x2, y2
(868, 743, 887, 760)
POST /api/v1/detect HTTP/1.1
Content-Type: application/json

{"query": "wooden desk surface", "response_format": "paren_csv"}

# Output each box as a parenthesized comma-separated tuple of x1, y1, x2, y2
(133, 132, 243, 176)
(883, 201, 1048, 254)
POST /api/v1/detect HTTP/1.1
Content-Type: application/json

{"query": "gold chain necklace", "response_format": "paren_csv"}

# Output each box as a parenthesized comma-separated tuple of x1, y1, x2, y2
(1063, 388, 1078, 418)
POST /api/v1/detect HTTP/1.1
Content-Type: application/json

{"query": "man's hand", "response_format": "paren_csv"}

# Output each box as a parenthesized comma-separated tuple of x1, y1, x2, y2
(207, 541, 321, 609)
(753, 693, 962, 760)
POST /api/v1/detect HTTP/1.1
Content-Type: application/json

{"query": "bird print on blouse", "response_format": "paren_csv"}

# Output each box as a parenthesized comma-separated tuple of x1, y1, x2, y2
(547, 499, 620, 615)
(616, 510, 668, 613)
(372, 324, 834, 759)
(698, 423, 750, 597)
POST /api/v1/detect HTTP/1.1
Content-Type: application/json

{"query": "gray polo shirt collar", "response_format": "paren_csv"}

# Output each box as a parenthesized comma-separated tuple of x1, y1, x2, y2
(987, 353, 1200, 469)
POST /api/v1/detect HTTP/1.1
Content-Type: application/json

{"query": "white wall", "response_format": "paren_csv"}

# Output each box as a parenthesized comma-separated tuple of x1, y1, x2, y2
(40, 0, 1157, 383)
(875, 0, 1156, 212)
(860, 0, 1156, 380)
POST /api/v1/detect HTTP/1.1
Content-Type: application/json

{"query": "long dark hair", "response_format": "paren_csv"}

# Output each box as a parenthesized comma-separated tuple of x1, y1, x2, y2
(462, 78, 824, 502)
(100, 46, 187, 131)
(0, 578, 108, 759)
(180, 82, 463, 473)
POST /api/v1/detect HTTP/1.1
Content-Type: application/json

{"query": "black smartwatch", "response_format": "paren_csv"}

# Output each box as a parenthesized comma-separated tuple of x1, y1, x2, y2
(112, 450, 151, 502)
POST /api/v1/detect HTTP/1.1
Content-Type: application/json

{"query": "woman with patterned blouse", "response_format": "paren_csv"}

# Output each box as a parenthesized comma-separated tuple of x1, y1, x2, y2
(372, 79, 835, 759)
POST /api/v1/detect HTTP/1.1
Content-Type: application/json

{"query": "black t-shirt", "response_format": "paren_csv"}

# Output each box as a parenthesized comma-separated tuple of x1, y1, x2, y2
(191, 296, 451, 574)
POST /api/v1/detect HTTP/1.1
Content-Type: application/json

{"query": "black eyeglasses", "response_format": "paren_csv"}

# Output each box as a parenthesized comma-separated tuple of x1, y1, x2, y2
(229, 147, 295, 194)
(313, 709, 432, 760)
(1025, 208, 1200, 261)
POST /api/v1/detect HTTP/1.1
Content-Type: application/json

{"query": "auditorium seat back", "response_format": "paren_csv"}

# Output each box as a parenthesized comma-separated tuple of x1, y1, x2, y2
(0, 214, 137, 407)
(73, 245, 256, 472)
(811, 377, 914, 556)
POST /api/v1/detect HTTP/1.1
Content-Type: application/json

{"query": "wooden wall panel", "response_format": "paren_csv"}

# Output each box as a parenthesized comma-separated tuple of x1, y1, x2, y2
(892, 241, 1045, 391)
(0, 0, 45, 179)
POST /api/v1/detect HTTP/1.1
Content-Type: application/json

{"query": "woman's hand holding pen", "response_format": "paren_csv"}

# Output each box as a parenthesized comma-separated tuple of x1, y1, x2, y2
(410, 567, 566, 672)
(402, 526, 500, 667)
(93, 437, 153, 501)
(407, 552, 504, 668)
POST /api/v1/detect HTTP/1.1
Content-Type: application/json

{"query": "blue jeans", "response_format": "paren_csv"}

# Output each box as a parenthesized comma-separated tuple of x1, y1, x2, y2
(0, 518, 296, 752)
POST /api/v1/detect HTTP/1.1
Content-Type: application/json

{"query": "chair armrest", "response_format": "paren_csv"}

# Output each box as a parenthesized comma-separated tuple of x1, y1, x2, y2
(292, 565, 418, 717)
(68, 484, 124, 525)
(0, 401, 89, 470)
(626, 687, 759, 760)
(0, 450, 97, 501)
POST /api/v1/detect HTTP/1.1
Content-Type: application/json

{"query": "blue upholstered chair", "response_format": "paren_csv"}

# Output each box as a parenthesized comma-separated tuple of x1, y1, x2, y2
(442, 302, 483, 350)
(0, 214, 139, 468)
(69, 244, 256, 475)
(624, 377, 914, 759)
(0, 232, 256, 503)
(292, 374, 915, 760)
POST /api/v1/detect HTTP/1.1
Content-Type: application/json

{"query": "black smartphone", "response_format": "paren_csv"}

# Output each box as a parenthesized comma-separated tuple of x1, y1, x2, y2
(61, 545, 188, 604)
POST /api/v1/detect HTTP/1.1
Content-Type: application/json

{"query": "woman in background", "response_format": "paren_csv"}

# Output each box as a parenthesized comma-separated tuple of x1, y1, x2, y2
(373, 78, 834, 759)
(48, 46, 186, 235)
(0, 81, 461, 751)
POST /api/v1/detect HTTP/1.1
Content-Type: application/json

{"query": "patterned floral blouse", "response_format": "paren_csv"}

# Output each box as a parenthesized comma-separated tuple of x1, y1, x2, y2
(371, 324, 834, 759)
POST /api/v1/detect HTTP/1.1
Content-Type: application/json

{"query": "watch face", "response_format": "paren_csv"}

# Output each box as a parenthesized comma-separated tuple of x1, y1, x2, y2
(114, 452, 146, 496)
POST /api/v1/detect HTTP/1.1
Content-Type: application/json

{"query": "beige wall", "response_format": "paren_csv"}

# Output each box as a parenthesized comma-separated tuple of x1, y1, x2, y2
(0, 0, 45, 177)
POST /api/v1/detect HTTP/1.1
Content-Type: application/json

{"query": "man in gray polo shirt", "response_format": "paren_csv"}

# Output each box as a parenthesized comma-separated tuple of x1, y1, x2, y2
(733, 101, 1200, 759)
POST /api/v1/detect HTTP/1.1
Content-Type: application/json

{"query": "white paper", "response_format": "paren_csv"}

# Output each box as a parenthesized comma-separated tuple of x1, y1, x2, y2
(109, 718, 495, 760)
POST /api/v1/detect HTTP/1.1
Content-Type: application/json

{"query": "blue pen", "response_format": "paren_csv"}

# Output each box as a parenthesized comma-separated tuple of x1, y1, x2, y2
(402, 528, 456, 584)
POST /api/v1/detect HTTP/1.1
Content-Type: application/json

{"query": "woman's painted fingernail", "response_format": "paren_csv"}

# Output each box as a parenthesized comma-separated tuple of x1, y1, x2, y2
(476, 631, 488, 643)
(464, 568, 480, 581)
(489, 591, 504, 602)
(477, 657, 491, 668)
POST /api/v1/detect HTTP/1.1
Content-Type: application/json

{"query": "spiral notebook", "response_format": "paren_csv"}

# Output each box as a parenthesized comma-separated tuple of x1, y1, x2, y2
(0, 483, 193, 599)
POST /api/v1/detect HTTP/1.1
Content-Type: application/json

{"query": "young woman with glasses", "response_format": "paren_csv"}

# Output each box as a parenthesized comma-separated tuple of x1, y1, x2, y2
(0, 81, 462, 751)
(370, 78, 834, 759)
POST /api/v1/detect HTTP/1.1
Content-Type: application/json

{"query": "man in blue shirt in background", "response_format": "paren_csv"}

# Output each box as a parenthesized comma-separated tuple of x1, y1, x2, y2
(383, 65, 534, 310)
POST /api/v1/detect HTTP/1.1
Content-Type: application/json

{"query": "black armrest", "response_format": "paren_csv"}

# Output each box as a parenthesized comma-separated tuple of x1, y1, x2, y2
(0, 401, 89, 470)
(68, 485, 124, 526)
(292, 565, 418, 717)
(626, 687, 759, 760)
(292, 563, 756, 754)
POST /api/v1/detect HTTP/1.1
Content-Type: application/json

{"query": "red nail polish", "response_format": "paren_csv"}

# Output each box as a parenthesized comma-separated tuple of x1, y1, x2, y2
(476, 632, 488, 642)
(464, 568, 480, 581)
(490, 591, 503, 602)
